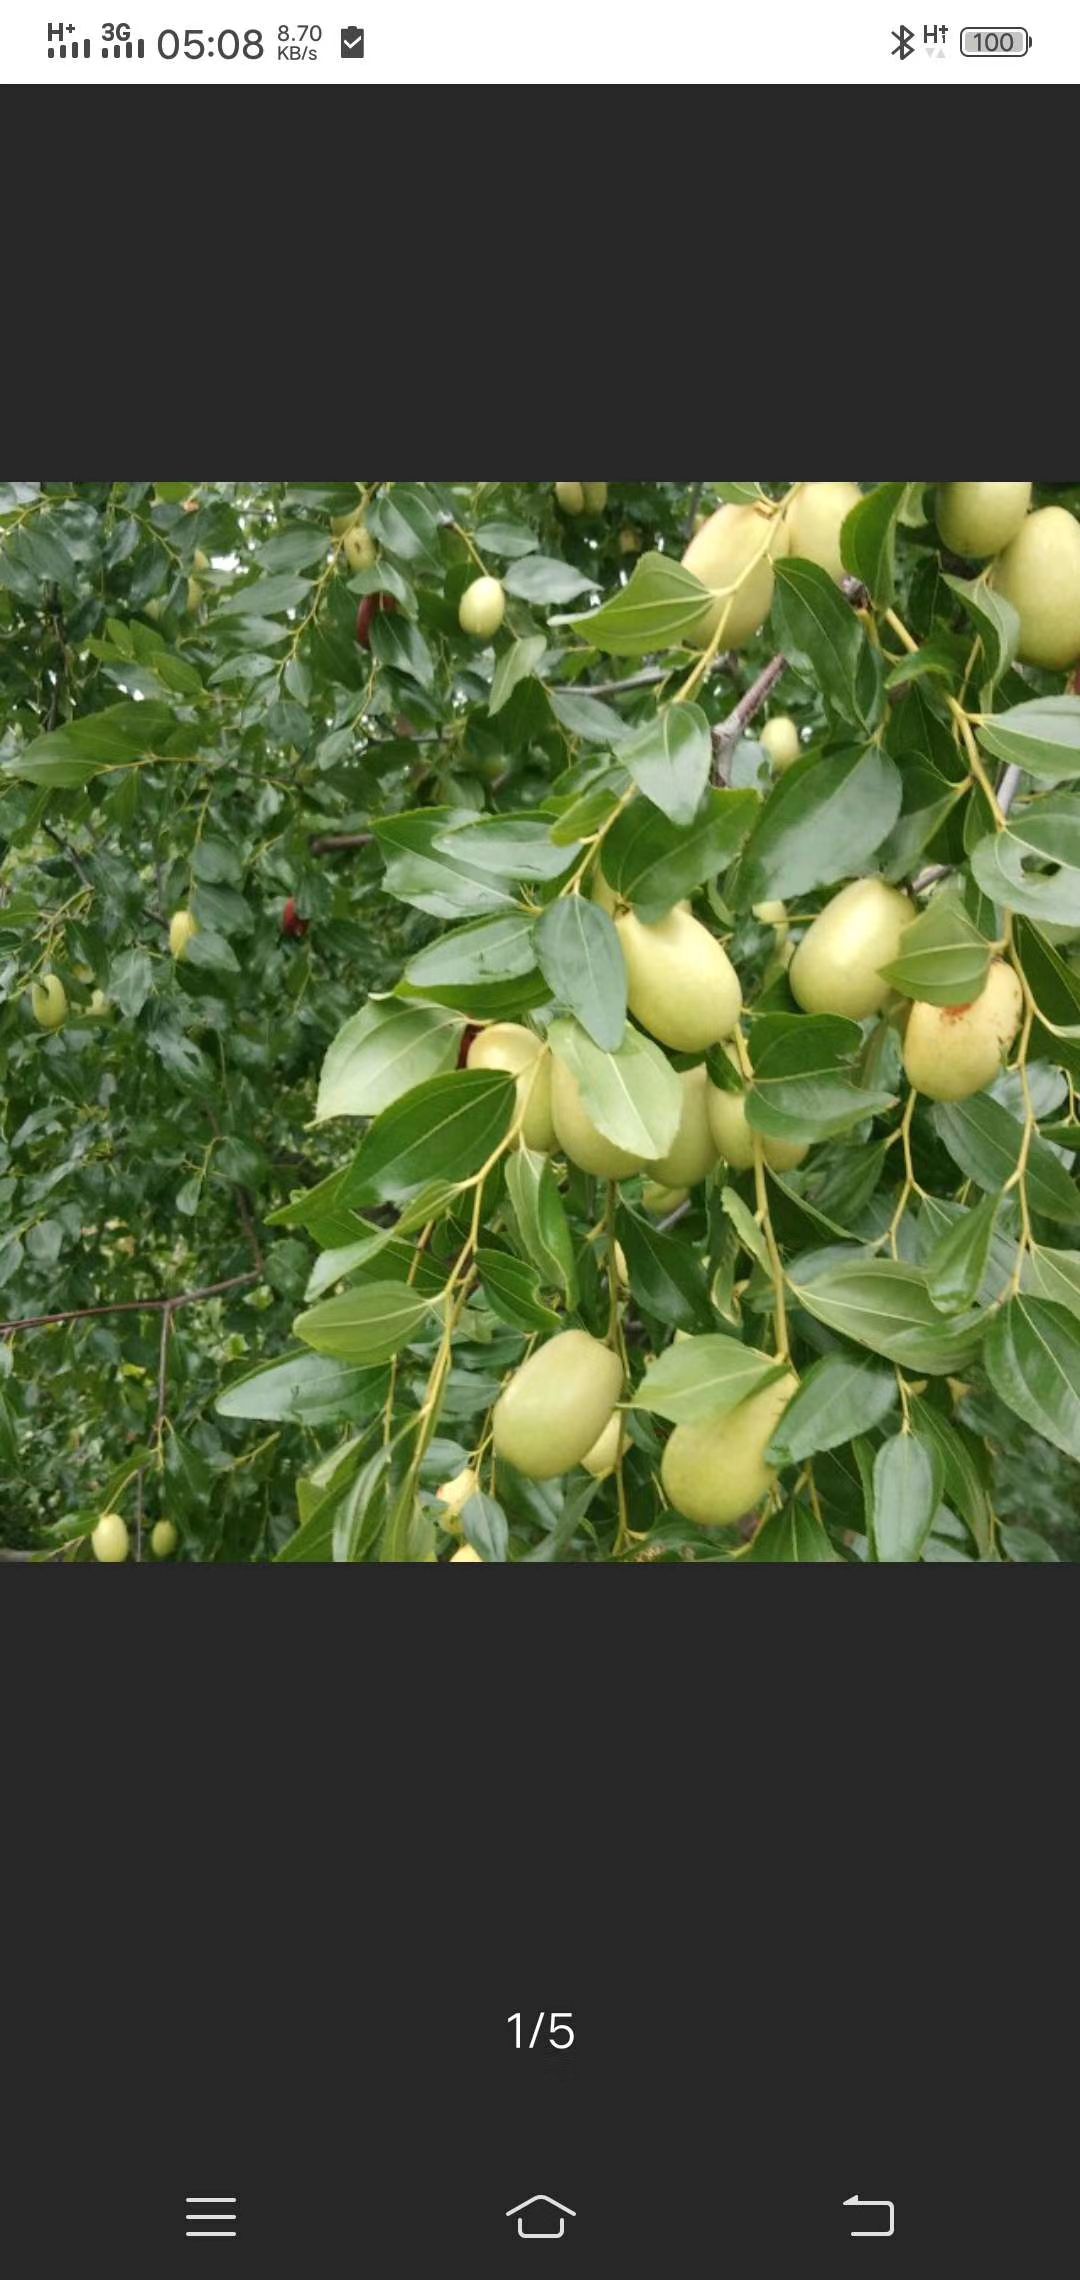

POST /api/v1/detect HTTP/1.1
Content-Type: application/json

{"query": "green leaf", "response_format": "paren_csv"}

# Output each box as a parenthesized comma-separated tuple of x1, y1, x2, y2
(617, 704, 712, 827)
(549, 690, 632, 744)
(737, 744, 901, 907)
(504, 1146, 578, 1304)
(925, 1192, 1003, 1314)
(294, 1281, 435, 1364)
(931, 1095, 1080, 1225)
(746, 1014, 897, 1142)
(909, 1398, 993, 1558)
(878, 761, 965, 882)
(503, 555, 598, 605)
(555, 551, 712, 658)
(772, 558, 884, 733)
(474, 518, 540, 559)
(315, 1000, 463, 1122)
(461, 1491, 509, 1562)
(977, 696, 1080, 781)
(616, 1206, 713, 1331)
(1025, 1245, 1080, 1323)
(370, 609, 435, 689)
(985, 1296, 1080, 1461)
(489, 634, 546, 716)
(1014, 919, 1080, 1065)
(400, 913, 548, 1018)
(218, 572, 312, 618)
(215, 1349, 386, 1426)
(632, 1332, 785, 1424)
(872, 1431, 943, 1563)
(367, 482, 442, 570)
(942, 573, 1019, 689)
(878, 884, 992, 1005)
(6, 699, 177, 787)
(108, 947, 154, 1018)
(744, 1503, 840, 1562)
(602, 787, 758, 918)
(765, 1352, 898, 1465)
(790, 1252, 985, 1374)
(376, 808, 518, 921)
(839, 482, 906, 608)
(434, 814, 577, 883)
(969, 795, 1080, 927)
(340, 1068, 516, 1207)
(549, 1016, 681, 1158)
(535, 897, 627, 1051)
(475, 1249, 562, 1334)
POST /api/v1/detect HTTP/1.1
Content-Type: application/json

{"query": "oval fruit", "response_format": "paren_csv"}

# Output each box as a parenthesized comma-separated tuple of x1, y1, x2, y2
(681, 503, 787, 649)
(30, 974, 68, 1029)
(555, 481, 585, 515)
(467, 1023, 555, 1151)
(450, 1543, 483, 1562)
(436, 1467, 479, 1522)
(581, 483, 608, 515)
(581, 1414, 629, 1479)
(645, 1065, 718, 1188)
(661, 1371, 798, 1527)
(641, 1181, 689, 1216)
(790, 877, 914, 1021)
(458, 575, 506, 640)
(935, 481, 1031, 559)
(616, 906, 742, 1053)
(902, 958, 1023, 1102)
(92, 1512, 130, 1564)
(705, 1047, 808, 1172)
(186, 576, 204, 613)
(493, 1330, 623, 1480)
(343, 520, 377, 573)
(169, 908, 198, 961)
(356, 592, 398, 648)
(760, 715, 800, 771)
(550, 1056, 646, 1179)
(783, 481, 862, 582)
(151, 1520, 178, 1559)
(990, 506, 1080, 669)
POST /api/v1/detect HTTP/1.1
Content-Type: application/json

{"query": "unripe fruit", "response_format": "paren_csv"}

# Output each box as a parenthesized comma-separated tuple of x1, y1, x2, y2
(902, 959, 1023, 1102)
(458, 575, 506, 640)
(92, 1512, 130, 1564)
(356, 592, 398, 648)
(282, 897, 309, 939)
(581, 483, 608, 515)
(760, 715, 800, 771)
(616, 906, 742, 1053)
(551, 1057, 646, 1179)
(169, 908, 198, 961)
(86, 988, 111, 1019)
(705, 1047, 808, 1173)
(618, 525, 641, 555)
(186, 576, 204, 613)
(783, 481, 863, 582)
(144, 596, 165, 622)
(151, 1519, 178, 1559)
(493, 1329, 622, 1480)
(343, 520, 377, 573)
(990, 506, 1080, 669)
(436, 1467, 479, 1521)
(661, 1371, 799, 1528)
(467, 1023, 555, 1152)
(935, 482, 1031, 560)
(790, 877, 914, 1021)
(450, 1543, 483, 1562)
(641, 1181, 689, 1216)
(645, 1065, 719, 1188)
(581, 1413, 629, 1479)
(192, 547, 210, 575)
(30, 974, 68, 1029)
(753, 899, 790, 948)
(682, 504, 787, 649)
(555, 482, 585, 515)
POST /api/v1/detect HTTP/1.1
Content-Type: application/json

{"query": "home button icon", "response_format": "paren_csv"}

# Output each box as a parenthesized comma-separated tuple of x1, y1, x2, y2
(506, 2195, 576, 2240)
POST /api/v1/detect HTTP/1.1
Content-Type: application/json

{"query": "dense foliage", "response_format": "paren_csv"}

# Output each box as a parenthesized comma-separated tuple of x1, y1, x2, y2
(3, 478, 1080, 1562)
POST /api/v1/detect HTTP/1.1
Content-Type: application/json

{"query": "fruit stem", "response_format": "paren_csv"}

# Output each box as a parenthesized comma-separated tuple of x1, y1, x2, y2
(732, 1028, 789, 1361)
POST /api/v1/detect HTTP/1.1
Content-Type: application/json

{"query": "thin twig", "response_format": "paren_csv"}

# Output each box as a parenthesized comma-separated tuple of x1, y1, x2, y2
(0, 1271, 260, 1339)
(309, 831, 372, 854)
(712, 653, 787, 781)
(580, 652, 737, 700)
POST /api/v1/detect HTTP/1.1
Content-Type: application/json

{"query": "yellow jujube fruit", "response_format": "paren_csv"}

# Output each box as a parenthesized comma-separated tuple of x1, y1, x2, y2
(753, 899, 790, 948)
(645, 1065, 719, 1189)
(551, 1056, 646, 1179)
(30, 975, 68, 1029)
(990, 506, 1080, 669)
(493, 1330, 623, 1481)
(618, 525, 641, 555)
(186, 576, 204, 613)
(641, 1181, 689, 1216)
(616, 905, 742, 1053)
(783, 481, 863, 583)
(450, 1543, 483, 1562)
(681, 502, 787, 649)
(661, 1372, 799, 1528)
(581, 483, 608, 515)
(436, 1467, 480, 1522)
(467, 1023, 555, 1151)
(581, 1413, 629, 1479)
(86, 988, 111, 1019)
(789, 877, 915, 1021)
(902, 959, 1023, 1102)
(151, 1520, 178, 1559)
(192, 547, 209, 575)
(343, 520, 377, 572)
(169, 908, 198, 961)
(760, 716, 800, 771)
(555, 481, 585, 515)
(705, 1046, 808, 1173)
(92, 1512, 130, 1564)
(458, 575, 506, 640)
(935, 481, 1031, 559)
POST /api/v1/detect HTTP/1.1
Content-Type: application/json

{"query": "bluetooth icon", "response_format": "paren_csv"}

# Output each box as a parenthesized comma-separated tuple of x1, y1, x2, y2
(891, 22, 915, 55)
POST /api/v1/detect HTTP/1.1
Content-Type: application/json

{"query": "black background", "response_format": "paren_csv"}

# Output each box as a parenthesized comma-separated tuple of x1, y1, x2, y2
(3, 76, 1078, 2280)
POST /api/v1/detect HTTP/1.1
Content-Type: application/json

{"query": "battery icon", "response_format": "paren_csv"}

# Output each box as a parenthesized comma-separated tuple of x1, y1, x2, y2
(960, 26, 1031, 51)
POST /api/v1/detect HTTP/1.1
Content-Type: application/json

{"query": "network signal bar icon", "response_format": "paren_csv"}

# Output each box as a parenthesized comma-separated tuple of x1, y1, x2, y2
(47, 27, 91, 56)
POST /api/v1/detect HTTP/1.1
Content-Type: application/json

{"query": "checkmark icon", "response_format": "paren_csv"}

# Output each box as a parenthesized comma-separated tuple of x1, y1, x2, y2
(340, 25, 364, 54)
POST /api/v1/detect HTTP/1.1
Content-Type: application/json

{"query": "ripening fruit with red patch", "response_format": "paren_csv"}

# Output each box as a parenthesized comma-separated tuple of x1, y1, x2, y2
(282, 898, 309, 939)
(356, 592, 398, 648)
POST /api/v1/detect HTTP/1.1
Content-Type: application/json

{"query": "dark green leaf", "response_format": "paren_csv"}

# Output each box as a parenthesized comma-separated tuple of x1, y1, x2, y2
(340, 1068, 516, 1206)
(932, 1095, 1080, 1224)
(765, 1352, 898, 1465)
(839, 482, 906, 608)
(737, 744, 901, 906)
(985, 1297, 1080, 1461)
(772, 558, 884, 732)
(873, 1431, 943, 1563)
(616, 1206, 714, 1331)
(602, 787, 758, 917)
(294, 1282, 435, 1363)
(535, 897, 626, 1051)
(878, 884, 992, 1005)
(475, 1249, 562, 1334)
